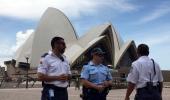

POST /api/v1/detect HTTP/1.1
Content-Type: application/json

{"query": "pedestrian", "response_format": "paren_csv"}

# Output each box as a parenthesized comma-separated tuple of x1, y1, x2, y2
(125, 44, 163, 100)
(75, 75, 80, 90)
(80, 47, 113, 100)
(37, 36, 71, 100)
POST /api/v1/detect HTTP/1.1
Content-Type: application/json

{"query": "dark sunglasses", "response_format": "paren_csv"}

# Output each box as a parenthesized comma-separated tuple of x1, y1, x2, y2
(96, 53, 104, 57)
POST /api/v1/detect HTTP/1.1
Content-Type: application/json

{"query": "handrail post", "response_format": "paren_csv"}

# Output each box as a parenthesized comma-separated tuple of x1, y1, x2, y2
(25, 57, 29, 88)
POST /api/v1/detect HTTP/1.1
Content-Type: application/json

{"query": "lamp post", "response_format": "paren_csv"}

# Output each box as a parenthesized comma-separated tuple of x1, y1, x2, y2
(25, 57, 29, 88)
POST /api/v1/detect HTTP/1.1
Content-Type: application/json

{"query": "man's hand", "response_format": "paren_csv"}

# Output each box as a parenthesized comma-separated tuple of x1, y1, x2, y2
(95, 85, 105, 92)
(57, 74, 69, 81)
(37, 73, 68, 82)
(103, 81, 112, 87)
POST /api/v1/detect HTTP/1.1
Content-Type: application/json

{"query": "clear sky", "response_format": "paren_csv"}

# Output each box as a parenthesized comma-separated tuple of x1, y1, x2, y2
(0, 0, 170, 70)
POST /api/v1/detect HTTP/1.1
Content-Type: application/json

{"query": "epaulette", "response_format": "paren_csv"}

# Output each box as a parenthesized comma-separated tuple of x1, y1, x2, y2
(83, 62, 88, 66)
(41, 53, 48, 58)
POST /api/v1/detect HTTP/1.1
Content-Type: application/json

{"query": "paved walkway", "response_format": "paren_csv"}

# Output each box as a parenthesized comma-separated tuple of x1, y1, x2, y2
(0, 87, 169, 100)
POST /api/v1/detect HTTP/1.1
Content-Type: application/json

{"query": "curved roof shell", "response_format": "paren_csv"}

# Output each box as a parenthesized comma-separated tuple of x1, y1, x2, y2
(15, 7, 137, 68)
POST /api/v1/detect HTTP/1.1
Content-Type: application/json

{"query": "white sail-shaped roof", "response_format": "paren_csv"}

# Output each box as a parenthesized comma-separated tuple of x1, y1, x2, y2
(15, 32, 34, 63)
(114, 40, 136, 67)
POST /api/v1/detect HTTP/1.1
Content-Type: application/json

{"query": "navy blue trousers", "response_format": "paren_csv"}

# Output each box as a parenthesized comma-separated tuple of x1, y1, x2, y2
(83, 88, 109, 100)
(87, 91, 107, 100)
(41, 84, 68, 100)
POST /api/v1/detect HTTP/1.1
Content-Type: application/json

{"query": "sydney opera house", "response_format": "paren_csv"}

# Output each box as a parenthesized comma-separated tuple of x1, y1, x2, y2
(1, 7, 170, 89)
(4, 7, 138, 78)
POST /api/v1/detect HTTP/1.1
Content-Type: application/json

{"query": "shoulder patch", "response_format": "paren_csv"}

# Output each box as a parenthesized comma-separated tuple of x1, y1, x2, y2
(83, 62, 88, 65)
(130, 67, 133, 73)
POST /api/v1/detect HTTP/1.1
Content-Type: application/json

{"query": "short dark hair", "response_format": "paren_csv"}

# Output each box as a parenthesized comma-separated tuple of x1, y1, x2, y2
(51, 36, 64, 49)
(137, 44, 149, 56)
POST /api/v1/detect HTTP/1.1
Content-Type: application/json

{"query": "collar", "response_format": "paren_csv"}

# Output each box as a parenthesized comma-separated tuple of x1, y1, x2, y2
(51, 52, 57, 57)
(51, 52, 65, 61)
(89, 61, 102, 67)
(51, 52, 62, 57)
(139, 56, 150, 60)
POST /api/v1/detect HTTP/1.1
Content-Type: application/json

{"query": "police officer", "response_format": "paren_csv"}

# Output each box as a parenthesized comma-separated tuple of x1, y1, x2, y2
(125, 44, 163, 100)
(37, 37, 71, 100)
(80, 47, 113, 100)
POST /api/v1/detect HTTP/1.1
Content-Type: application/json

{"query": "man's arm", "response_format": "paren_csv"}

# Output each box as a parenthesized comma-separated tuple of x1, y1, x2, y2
(37, 73, 69, 82)
(103, 80, 112, 87)
(106, 80, 112, 85)
(81, 79, 104, 91)
(104, 68, 113, 87)
(125, 82, 136, 100)
(125, 64, 138, 100)
(81, 79, 97, 88)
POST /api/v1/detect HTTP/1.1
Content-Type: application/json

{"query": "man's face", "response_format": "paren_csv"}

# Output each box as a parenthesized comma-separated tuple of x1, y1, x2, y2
(93, 53, 104, 63)
(53, 39, 66, 54)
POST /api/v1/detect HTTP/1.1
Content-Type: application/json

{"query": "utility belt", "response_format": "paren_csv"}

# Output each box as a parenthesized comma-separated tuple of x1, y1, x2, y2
(137, 82, 160, 94)
(89, 88, 108, 94)
(83, 86, 110, 96)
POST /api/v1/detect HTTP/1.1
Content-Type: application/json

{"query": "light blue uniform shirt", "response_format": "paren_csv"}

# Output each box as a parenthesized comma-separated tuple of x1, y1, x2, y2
(80, 61, 112, 85)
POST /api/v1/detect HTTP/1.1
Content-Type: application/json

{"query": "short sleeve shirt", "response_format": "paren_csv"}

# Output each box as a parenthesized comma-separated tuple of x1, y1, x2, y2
(80, 61, 112, 85)
(37, 53, 71, 87)
(127, 56, 163, 89)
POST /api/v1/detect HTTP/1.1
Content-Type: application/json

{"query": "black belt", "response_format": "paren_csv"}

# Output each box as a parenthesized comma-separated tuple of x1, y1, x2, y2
(86, 87, 109, 95)
(44, 84, 67, 90)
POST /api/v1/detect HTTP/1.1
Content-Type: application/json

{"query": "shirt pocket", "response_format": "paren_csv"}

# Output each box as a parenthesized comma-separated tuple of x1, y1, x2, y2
(101, 70, 107, 75)
(89, 70, 98, 81)
(49, 62, 58, 73)
(62, 62, 69, 68)
(100, 70, 108, 81)
(61, 62, 70, 74)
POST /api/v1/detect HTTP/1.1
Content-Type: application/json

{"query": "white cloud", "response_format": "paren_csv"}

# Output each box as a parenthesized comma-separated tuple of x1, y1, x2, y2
(135, 35, 170, 46)
(0, 42, 14, 67)
(0, 29, 34, 67)
(12, 29, 34, 51)
(124, 25, 170, 47)
(138, 3, 170, 24)
(110, 0, 137, 12)
(0, 0, 136, 19)
(0, 57, 12, 68)
(128, 29, 170, 47)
